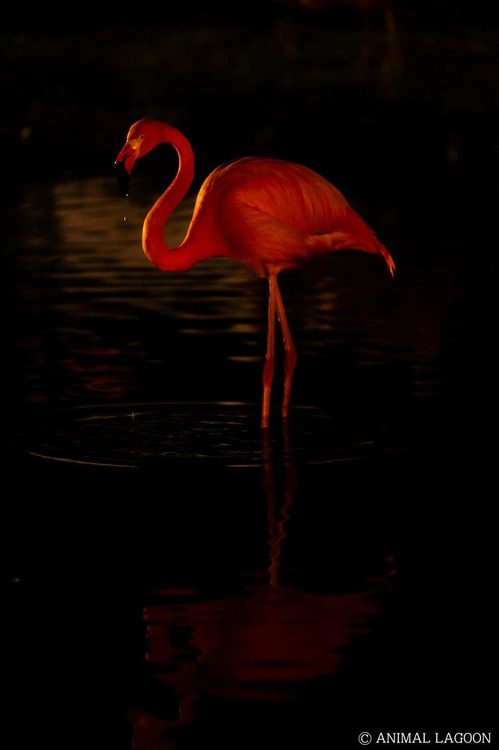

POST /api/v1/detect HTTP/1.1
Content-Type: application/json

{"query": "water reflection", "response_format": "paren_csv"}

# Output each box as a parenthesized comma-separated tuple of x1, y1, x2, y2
(12, 177, 433, 416)
(262, 425, 296, 587)
(129, 423, 391, 750)
(25, 401, 401, 469)
(6, 176, 456, 748)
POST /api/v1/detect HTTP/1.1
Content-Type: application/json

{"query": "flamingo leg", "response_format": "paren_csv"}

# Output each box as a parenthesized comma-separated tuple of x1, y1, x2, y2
(262, 274, 277, 428)
(274, 277, 298, 420)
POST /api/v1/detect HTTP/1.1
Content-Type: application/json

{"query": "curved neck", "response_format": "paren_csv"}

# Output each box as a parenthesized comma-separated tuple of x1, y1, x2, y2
(142, 125, 206, 271)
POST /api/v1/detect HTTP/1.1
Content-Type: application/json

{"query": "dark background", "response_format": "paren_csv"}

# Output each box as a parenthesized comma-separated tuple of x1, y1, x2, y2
(3, 1, 499, 212)
(3, 2, 499, 748)
(2, 0, 498, 414)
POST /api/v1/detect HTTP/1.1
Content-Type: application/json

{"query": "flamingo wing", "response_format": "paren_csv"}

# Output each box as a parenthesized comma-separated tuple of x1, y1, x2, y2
(185, 158, 393, 275)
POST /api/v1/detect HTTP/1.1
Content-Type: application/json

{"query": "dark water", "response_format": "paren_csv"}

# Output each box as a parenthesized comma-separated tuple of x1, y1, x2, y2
(5, 178, 498, 748)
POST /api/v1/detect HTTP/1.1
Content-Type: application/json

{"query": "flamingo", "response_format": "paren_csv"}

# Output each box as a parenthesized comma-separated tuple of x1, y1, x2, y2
(114, 119, 395, 428)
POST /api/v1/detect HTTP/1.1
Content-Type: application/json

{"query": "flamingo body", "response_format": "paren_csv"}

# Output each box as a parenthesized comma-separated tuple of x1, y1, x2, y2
(184, 156, 391, 277)
(115, 119, 395, 426)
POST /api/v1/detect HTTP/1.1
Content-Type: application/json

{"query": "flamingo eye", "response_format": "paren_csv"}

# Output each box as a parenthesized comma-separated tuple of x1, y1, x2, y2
(126, 137, 143, 150)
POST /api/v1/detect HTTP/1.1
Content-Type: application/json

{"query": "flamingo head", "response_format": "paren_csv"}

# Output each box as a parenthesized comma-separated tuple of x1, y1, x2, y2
(114, 119, 165, 196)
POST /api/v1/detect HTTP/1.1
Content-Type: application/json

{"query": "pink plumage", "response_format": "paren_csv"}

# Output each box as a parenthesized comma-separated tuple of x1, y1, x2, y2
(115, 119, 395, 426)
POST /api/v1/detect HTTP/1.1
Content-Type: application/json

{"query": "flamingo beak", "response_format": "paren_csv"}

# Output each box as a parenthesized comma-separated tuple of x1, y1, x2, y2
(114, 139, 141, 196)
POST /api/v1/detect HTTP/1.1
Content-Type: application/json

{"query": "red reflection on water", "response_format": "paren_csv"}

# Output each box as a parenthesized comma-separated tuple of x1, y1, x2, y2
(146, 588, 378, 689)
(131, 587, 379, 749)
(130, 427, 383, 749)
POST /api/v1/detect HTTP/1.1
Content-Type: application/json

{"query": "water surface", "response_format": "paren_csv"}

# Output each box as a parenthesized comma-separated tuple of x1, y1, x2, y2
(5, 177, 497, 749)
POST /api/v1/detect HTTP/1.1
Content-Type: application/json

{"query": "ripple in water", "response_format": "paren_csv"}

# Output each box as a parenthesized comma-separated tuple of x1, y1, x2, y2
(25, 401, 400, 469)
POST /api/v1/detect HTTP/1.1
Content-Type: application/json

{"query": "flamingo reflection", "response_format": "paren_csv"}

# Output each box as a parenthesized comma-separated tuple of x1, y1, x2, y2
(130, 426, 385, 749)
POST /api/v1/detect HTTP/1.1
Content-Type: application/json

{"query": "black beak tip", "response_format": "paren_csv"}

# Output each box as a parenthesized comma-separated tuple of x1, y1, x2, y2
(114, 160, 130, 197)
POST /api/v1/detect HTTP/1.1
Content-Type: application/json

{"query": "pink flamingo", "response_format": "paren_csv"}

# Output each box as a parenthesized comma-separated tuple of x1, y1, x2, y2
(115, 119, 395, 427)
